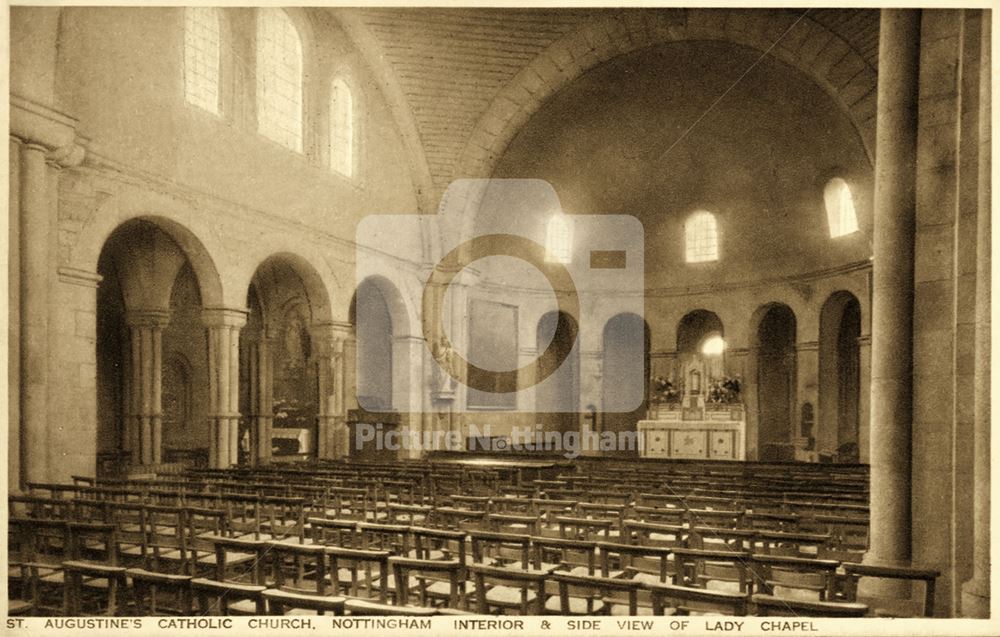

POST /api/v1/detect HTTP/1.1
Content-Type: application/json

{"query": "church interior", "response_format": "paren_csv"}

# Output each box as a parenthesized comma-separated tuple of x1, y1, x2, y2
(7, 7, 992, 620)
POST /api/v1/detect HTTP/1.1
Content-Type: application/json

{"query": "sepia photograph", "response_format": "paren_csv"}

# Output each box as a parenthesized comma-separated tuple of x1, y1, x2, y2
(4, 3, 996, 634)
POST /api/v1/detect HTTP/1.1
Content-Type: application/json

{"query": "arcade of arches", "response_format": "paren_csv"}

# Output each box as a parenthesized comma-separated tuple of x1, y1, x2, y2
(9, 7, 991, 616)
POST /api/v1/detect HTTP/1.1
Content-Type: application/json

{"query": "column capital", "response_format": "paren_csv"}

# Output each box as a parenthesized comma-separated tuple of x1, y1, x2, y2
(727, 347, 751, 356)
(796, 341, 820, 352)
(47, 139, 88, 169)
(310, 320, 354, 340)
(650, 350, 678, 359)
(309, 321, 354, 356)
(10, 95, 87, 167)
(124, 308, 172, 328)
(201, 307, 248, 328)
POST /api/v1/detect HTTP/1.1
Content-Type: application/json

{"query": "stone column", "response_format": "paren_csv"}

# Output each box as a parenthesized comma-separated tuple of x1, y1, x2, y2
(726, 347, 751, 460)
(9, 137, 22, 489)
(743, 346, 760, 460)
(203, 308, 246, 469)
(866, 9, 921, 569)
(11, 97, 86, 484)
(794, 340, 819, 449)
(246, 329, 274, 465)
(124, 309, 170, 466)
(395, 334, 425, 459)
(856, 335, 872, 464)
(342, 332, 358, 457)
(20, 142, 53, 483)
(961, 11, 990, 617)
(312, 322, 352, 459)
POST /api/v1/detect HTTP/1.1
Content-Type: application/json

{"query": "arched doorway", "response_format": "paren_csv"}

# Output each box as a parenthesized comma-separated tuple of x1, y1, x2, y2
(95, 218, 219, 472)
(535, 311, 579, 435)
(754, 304, 797, 461)
(240, 255, 332, 465)
(819, 291, 862, 462)
(601, 313, 650, 453)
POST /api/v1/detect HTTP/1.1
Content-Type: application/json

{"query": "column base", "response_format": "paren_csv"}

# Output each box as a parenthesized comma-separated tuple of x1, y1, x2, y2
(961, 577, 990, 618)
(857, 554, 913, 600)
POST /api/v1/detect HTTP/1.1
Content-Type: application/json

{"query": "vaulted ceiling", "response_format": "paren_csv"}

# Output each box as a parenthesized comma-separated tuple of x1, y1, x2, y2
(326, 8, 880, 197)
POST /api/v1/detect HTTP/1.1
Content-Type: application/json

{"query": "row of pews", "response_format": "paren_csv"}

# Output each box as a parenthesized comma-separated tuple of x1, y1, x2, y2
(7, 458, 938, 617)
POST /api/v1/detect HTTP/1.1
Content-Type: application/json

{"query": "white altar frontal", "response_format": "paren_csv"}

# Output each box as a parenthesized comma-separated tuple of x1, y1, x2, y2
(638, 364, 746, 461)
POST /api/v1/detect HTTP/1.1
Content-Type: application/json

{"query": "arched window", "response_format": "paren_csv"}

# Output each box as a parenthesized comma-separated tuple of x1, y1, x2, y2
(545, 213, 573, 264)
(184, 8, 221, 114)
(256, 9, 303, 152)
(330, 77, 354, 177)
(684, 211, 718, 263)
(824, 178, 859, 238)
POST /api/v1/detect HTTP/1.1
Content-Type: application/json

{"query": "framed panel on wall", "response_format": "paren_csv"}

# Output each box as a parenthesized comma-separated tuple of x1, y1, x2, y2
(466, 298, 518, 409)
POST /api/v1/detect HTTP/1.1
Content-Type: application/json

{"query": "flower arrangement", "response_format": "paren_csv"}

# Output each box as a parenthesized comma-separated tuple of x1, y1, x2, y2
(651, 376, 683, 405)
(707, 375, 742, 404)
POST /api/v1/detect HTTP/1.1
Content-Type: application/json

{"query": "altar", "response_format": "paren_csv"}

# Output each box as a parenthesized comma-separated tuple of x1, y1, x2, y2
(638, 361, 746, 461)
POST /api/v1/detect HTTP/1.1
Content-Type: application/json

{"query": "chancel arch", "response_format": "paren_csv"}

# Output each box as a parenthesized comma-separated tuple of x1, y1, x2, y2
(818, 291, 862, 463)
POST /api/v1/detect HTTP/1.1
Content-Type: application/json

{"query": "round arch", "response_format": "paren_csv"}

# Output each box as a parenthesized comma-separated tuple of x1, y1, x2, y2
(677, 309, 725, 353)
(349, 275, 414, 416)
(535, 310, 580, 434)
(601, 312, 650, 452)
(244, 252, 334, 325)
(818, 290, 862, 462)
(750, 302, 798, 461)
(72, 190, 228, 308)
(454, 9, 876, 189)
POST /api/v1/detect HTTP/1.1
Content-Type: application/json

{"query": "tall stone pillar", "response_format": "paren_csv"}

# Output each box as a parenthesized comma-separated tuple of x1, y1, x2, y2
(125, 309, 170, 466)
(866, 9, 921, 569)
(203, 308, 246, 469)
(342, 333, 358, 457)
(9, 136, 22, 490)
(20, 142, 52, 483)
(961, 11, 990, 618)
(312, 322, 352, 459)
(246, 329, 274, 465)
(11, 97, 87, 484)
(794, 340, 819, 450)
(395, 334, 425, 460)
(856, 335, 872, 464)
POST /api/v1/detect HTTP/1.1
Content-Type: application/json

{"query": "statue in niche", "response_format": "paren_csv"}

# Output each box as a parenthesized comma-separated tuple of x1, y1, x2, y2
(283, 316, 310, 369)
(433, 338, 458, 393)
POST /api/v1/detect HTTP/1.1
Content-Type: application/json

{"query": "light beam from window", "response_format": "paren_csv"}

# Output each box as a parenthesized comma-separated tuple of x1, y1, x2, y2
(545, 213, 573, 264)
(824, 178, 859, 238)
(330, 77, 353, 177)
(256, 8, 303, 152)
(685, 211, 719, 263)
(184, 8, 221, 114)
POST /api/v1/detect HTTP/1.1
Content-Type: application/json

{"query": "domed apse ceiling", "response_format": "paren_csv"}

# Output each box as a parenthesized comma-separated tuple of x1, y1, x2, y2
(491, 40, 874, 290)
